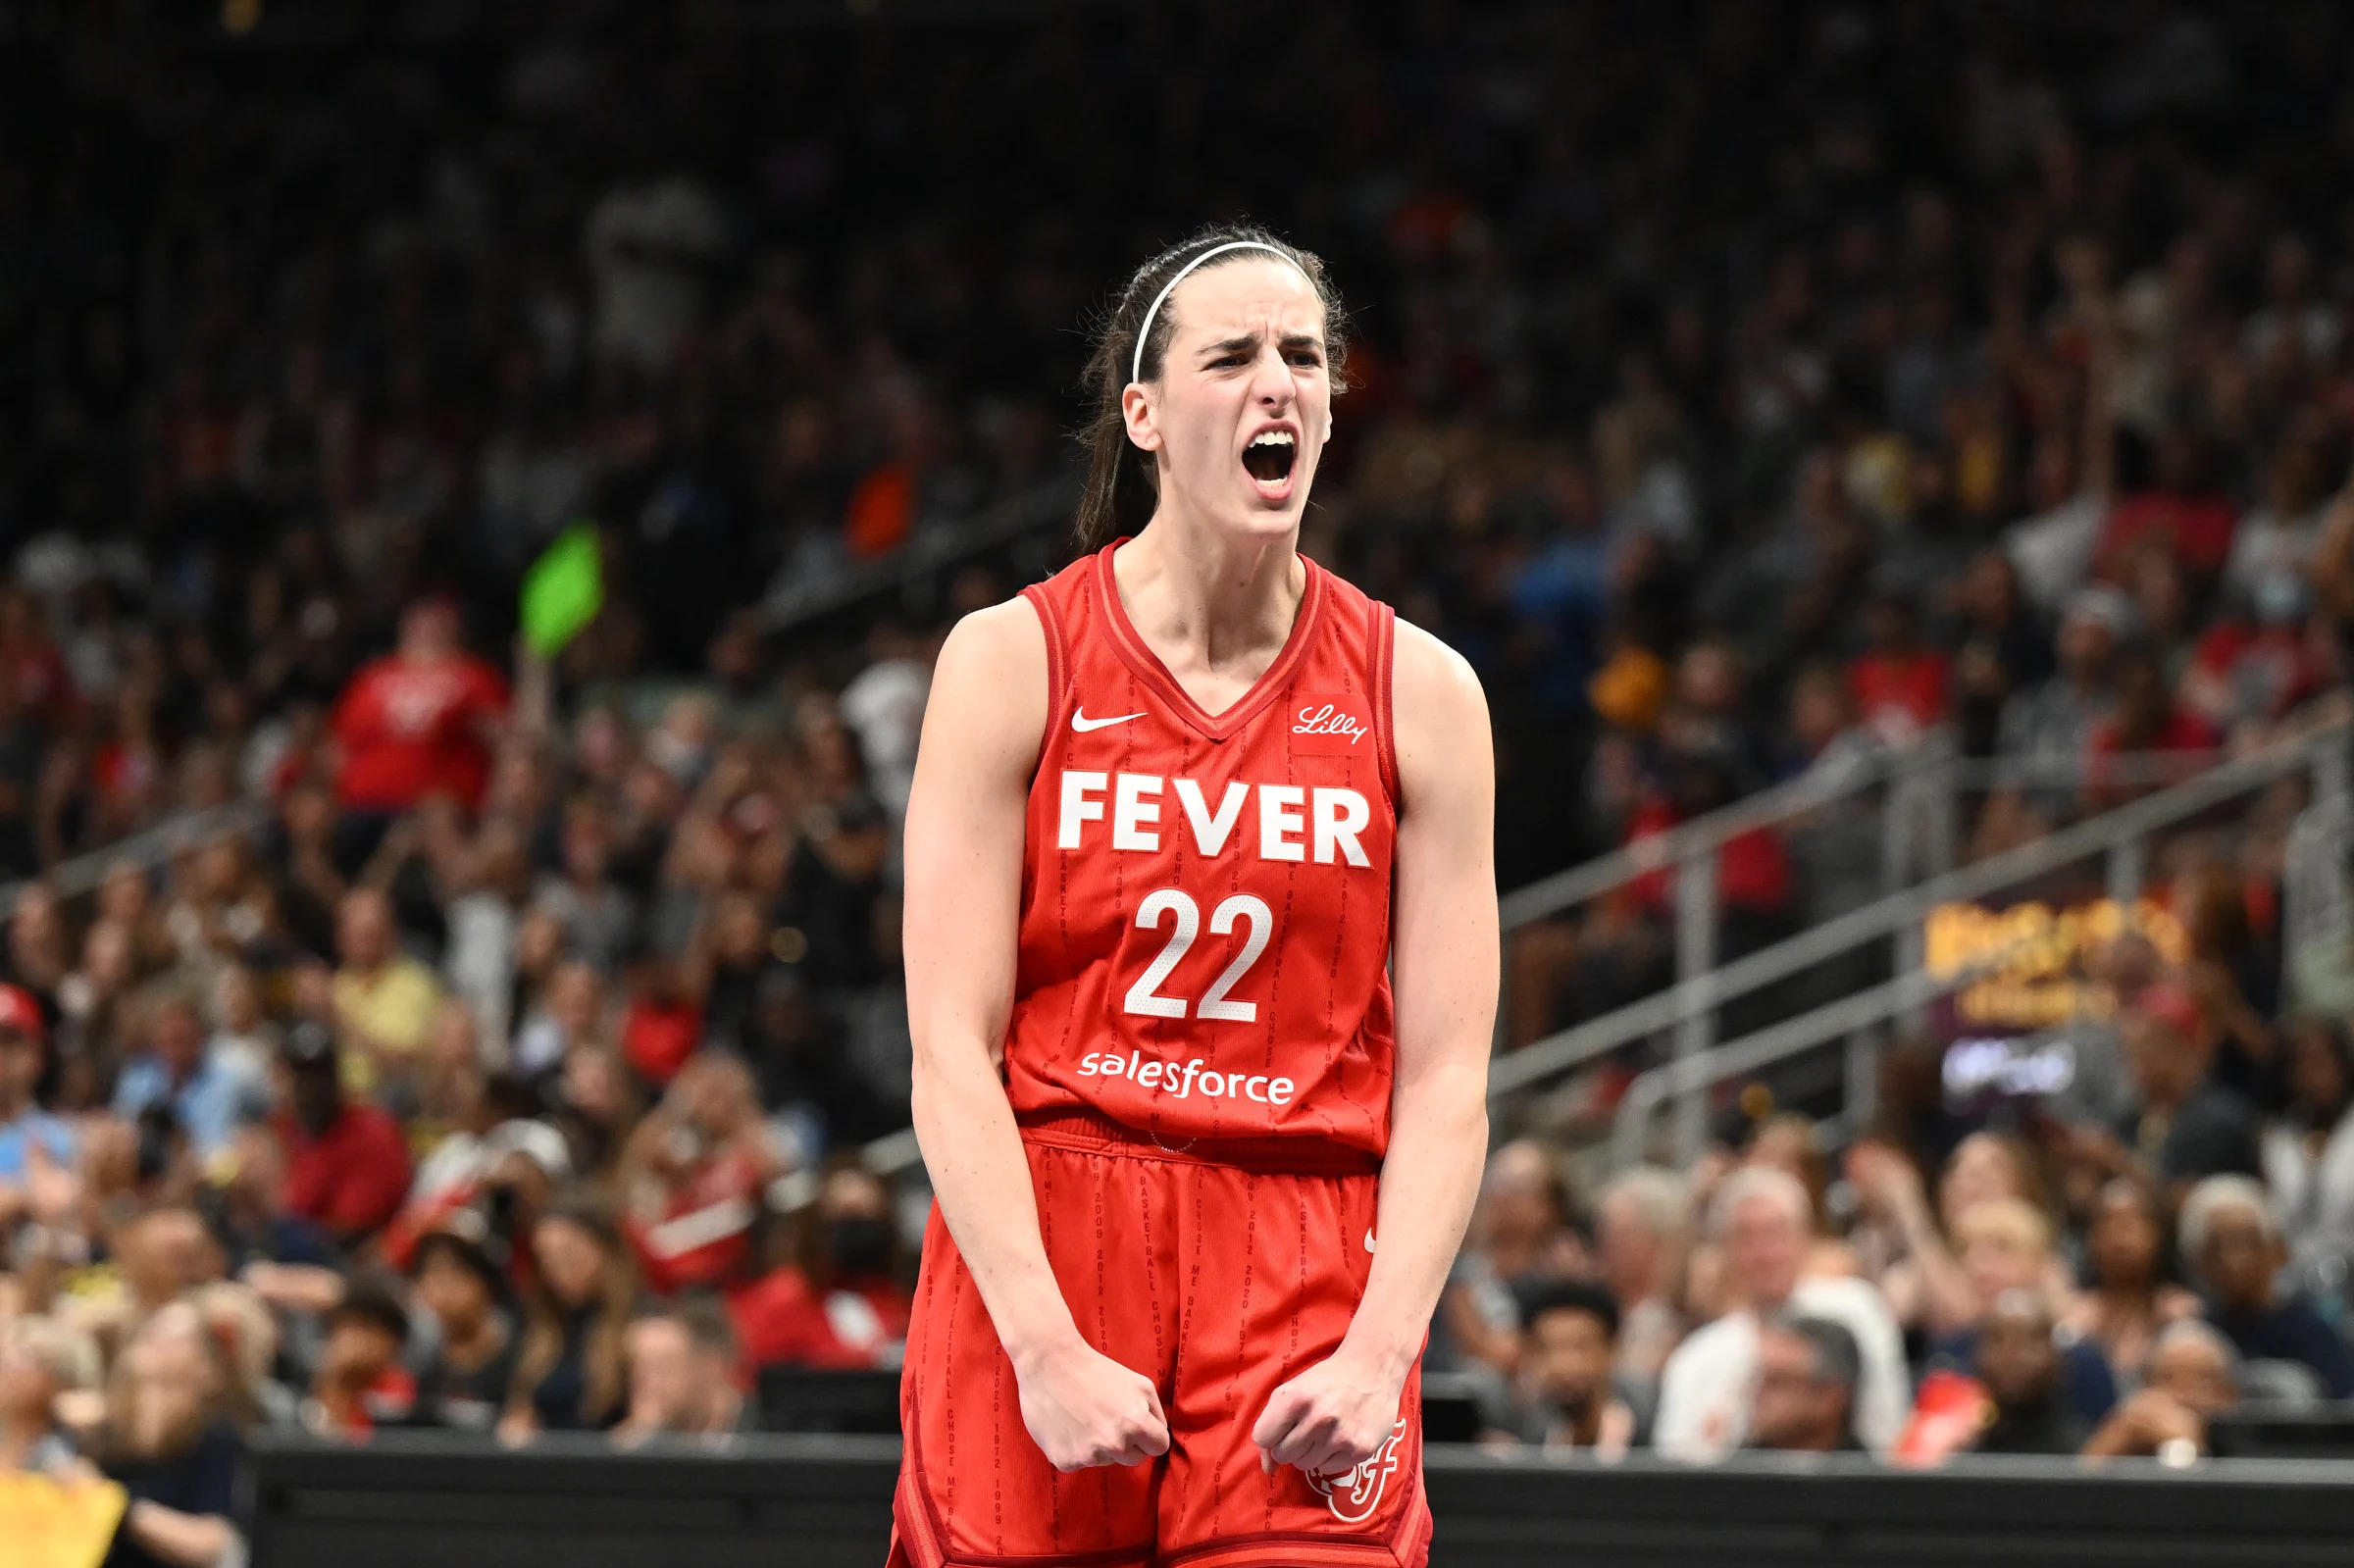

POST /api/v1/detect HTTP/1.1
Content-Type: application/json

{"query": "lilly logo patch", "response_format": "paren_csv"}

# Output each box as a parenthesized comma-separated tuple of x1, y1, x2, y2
(1289, 693, 1370, 755)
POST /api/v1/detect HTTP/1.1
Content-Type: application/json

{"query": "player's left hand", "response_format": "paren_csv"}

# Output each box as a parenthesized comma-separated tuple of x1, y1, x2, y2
(1252, 1351, 1403, 1478)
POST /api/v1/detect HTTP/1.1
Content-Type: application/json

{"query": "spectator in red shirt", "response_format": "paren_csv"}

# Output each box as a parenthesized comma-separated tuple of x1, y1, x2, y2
(2181, 574, 2327, 743)
(1848, 587, 1951, 747)
(2095, 426, 2239, 586)
(620, 1053, 785, 1295)
(275, 1021, 414, 1244)
(728, 1161, 911, 1372)
(1625, 734, 1795, 925)
(0, 586, 77, 733)
(329, 598, 509, 824)
(2083, 643, 2220, 810)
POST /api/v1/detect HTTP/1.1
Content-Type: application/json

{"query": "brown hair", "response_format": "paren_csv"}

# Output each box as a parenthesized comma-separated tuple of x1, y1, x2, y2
(1073, 224, 1351, 555)
(510, 1196, 640, 1429)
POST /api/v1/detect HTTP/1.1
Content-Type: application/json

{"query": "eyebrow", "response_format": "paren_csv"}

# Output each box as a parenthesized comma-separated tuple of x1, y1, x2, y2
(1197, 330, 1326, 359)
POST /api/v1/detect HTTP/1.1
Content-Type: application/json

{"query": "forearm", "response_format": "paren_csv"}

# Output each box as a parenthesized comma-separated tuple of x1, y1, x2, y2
(1896, 1205, 1977, 1336)
(125, 1500, 239, 1568)
(911, 1043, 1079, 1368)
(1342, 1058, 1487, 1381)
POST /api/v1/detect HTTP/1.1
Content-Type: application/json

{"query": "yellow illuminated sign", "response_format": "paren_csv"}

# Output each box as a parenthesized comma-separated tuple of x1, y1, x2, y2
(1922, 897, 2189, 1031)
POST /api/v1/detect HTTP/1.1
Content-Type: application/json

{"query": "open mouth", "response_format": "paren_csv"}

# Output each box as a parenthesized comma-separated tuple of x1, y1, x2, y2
(1242, 429, 1298, 488)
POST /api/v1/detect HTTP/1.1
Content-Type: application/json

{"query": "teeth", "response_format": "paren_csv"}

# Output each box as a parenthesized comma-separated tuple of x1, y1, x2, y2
(1250, 431, 1296, 447)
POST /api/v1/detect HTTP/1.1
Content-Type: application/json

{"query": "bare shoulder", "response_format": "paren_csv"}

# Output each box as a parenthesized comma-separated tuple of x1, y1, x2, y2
(921, 596, 1051, 780)
(938, 594, 1049, 677)
(1388, 616, 1492, 814)
(1391, 617, 1486, 717)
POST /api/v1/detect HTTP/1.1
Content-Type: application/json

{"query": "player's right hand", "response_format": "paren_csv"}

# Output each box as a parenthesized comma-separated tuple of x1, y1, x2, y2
(1012, 1337, 1171, 1471)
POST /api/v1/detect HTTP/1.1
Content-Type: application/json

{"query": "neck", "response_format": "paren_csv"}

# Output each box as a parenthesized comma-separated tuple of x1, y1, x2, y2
(1114, 517, 1304, 673)
(2100, 1279, 2156, 1310)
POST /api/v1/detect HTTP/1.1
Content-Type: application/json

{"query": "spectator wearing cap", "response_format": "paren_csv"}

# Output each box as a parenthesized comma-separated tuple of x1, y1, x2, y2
(111, 992, 272, 1161)
(1747, 1314, 1866, 1454)
(614, 1296, 753, 1443)
(2179, 1175, 2354, 1399)
(388, 1074, 571, 1267)
(329, 886, 445, 1100)
(274, 1022, 413, 1244)
(1969, 1290, 2091, 1456)
(0, 981, 75, 1209)
(1654, 1167, 1908, 1462)
(1499, 1280, 1637, 1457)
(411, 1225, 520, 1432)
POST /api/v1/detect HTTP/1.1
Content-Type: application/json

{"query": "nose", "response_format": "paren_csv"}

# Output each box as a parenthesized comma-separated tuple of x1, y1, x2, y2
(1247, 342, 1296, 407)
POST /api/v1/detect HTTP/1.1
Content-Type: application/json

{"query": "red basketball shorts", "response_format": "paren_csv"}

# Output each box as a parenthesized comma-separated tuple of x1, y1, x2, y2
(892, 1111, 1430, 1568)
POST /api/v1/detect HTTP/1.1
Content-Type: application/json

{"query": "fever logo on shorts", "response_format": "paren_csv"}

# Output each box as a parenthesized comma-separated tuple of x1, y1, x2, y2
(1306, 1418, 1407, 1524)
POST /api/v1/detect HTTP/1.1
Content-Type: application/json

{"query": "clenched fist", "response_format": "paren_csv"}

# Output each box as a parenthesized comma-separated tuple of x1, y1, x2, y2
(1253, 1351, 1404, 1478)
(1014, 1337, 1171, 1471)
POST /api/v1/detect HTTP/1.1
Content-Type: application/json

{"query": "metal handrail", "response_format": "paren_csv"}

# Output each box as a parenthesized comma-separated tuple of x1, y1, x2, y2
(1605, 935, 2039, 1172)
(0, 800, 269, 921)
(1498, 749, 1902, 931)
(1492, 719, 2348, 1101)
(1502, 745, 2273, 935)
(760, 475, 1078, 634)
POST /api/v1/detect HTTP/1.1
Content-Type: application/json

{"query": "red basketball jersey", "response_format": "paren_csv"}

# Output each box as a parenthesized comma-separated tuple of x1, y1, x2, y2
(1005, 541, 1401, 1161)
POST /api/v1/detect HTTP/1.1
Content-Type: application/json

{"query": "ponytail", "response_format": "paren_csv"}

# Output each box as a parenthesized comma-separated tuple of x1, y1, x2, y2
(1072, 224, 1349, 555)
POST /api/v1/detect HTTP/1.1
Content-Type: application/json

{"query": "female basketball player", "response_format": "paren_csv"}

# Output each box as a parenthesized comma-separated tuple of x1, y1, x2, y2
(894, 226, 1496, 1568)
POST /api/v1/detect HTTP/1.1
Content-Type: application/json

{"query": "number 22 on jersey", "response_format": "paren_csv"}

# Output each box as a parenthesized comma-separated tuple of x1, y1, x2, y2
(1123, 889, 1273, 1021)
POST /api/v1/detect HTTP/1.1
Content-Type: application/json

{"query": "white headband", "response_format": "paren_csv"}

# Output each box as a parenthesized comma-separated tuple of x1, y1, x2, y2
(1130, 240, 1310, 386)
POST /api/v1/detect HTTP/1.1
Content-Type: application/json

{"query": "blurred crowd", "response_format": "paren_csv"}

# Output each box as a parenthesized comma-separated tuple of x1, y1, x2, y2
(12, 1, 2354, 1560)
(1440, 967, 2354, 1464)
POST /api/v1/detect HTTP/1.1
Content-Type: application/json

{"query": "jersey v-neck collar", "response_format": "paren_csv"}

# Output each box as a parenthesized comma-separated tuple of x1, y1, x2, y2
(1093, 538, 1324, 742)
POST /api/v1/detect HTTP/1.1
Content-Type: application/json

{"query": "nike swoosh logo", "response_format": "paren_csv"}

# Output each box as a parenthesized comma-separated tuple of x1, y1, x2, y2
(1363, 1230, 1377, 1254)
(1072, 709, 1146, 733)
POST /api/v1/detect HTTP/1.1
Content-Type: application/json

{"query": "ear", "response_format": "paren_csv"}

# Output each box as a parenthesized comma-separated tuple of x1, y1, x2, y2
(1121, 383, 1161, 453)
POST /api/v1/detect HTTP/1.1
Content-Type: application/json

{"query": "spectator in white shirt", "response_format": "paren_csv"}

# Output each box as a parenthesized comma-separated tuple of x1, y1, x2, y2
(1653, 1165, 1908, 1461)
(2261, 1015, 2354, 1286)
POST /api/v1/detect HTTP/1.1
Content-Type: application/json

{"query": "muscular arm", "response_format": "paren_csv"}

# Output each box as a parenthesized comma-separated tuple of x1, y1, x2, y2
(903, 601, 1167, 1470)
(1256, 619, 1497, 1475)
